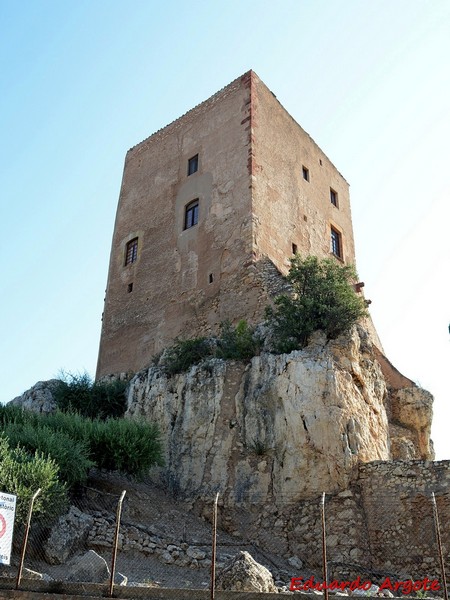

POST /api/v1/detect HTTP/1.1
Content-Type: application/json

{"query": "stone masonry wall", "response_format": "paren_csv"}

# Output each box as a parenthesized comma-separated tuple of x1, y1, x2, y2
(357, 460, 450, 580)
(251, 460, 449, 583)
(211, 460, 450, 586)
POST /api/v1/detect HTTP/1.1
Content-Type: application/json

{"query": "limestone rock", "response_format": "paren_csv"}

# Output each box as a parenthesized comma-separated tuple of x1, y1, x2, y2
(44, 505, 94, 565)
(215, 551, 277, 593)
(66, 550, 110, 583)
(390, 435, 417, 460)
(390, 387, 434, 459)
(9, 379, 59, 413)
(126, 326, 395, 502)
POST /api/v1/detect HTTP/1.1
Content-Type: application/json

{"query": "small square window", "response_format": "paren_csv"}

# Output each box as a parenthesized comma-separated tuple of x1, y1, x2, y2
(292, 243, 298, 255)
(184, 200, 199, 229)
(330, 188, 338, 207)
(330, 227, 343, 259)
(124, 238, 138, 266)
(127, 282, 133, 293)
(188, 154, 199, 176)
(302, 166, 309, 181)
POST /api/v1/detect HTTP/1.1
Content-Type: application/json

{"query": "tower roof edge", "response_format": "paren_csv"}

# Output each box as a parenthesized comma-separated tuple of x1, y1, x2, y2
(127, 70, 257, 157)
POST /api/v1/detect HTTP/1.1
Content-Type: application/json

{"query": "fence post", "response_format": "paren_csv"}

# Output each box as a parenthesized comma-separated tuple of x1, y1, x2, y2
(321, 492, 329, 600)
(431, 492, 448, 600)
(108, 489, 126, 597)
(15, 488, 41, 590)
(210, 493, 219, 600)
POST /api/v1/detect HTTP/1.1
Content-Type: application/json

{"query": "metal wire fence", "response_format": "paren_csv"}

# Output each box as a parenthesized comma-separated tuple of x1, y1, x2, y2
(0, 477, 448, 598)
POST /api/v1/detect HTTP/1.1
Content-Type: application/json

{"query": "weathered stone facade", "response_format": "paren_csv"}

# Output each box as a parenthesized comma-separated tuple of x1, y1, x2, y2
(97, 71, 356, 378)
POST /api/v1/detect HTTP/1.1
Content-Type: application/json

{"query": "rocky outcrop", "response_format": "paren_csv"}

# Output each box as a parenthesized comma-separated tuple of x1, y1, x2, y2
(126, 326, 432, 504)
(389, 387, 434, 459)
(10, 379, 59, 413)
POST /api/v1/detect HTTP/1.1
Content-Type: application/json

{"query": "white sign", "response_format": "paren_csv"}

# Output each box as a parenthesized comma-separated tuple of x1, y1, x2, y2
(0, 491, 17, 565)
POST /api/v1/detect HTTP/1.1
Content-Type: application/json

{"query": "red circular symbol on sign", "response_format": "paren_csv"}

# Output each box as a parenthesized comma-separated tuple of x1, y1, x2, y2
(0, 514, 7, 538)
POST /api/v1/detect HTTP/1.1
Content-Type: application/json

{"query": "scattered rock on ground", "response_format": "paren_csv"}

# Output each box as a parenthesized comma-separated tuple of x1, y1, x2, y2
(66, 550, 111, 583)
(215, 550, 277, 593)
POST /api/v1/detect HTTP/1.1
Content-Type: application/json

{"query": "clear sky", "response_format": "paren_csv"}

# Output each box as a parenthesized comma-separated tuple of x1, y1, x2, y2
(1, 0, 449, 458)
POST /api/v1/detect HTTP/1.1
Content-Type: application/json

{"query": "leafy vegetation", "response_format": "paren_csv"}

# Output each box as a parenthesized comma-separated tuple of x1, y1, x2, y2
(2, 422, 94, 487)
(0, 404, 164, 484)
(266, 255, 367, 353)
(53, 371, 128, 419)
(161, 320, 261, 375)
(162, 337, 213, 375)
(216, 320, 261, 360)
(82, 419, 164, 478)
(0, 435, 68, 524)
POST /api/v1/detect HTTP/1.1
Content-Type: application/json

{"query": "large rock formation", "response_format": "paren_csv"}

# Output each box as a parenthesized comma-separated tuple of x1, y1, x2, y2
(8, 325, 434, 507)
(126, 325, 434, 504)
(10, 379, 59, 413)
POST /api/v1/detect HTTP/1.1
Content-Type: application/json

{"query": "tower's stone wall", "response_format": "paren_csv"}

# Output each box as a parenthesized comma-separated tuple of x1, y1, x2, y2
(251, 74, 355, 272)
(97, 71, 358, 378)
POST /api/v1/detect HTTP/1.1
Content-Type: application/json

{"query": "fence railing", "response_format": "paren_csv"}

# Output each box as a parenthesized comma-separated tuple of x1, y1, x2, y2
(0, 479, 448, 598)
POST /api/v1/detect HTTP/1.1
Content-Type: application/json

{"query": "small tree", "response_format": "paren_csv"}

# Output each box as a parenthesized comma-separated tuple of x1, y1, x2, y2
(266, 255, 367, 353)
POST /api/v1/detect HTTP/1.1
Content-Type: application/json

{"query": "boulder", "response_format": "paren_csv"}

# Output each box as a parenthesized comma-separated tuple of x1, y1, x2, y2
(66, 550, 110, 583)
(65, 550, 127, 585)
(215, 550, 277, 593)
(44, 505, 94, 565)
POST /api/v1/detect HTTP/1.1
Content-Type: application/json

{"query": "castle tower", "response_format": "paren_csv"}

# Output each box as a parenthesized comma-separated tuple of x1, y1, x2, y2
(97, 71, 356, 378)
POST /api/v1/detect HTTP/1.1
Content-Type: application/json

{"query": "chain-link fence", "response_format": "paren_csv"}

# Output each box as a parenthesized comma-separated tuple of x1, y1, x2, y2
(0, 472, 448, 598)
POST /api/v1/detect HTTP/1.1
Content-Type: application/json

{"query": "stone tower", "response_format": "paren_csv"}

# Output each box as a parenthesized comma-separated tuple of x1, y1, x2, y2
(97, 71, 356, 378)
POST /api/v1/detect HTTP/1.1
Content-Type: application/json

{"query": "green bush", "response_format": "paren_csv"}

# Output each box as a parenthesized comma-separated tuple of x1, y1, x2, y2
(0, 436, 67, 524)
(0, 405, 164, 482)
(266, 255, 367, 353)
(162, 337, 213, 375)
(34, 412, 164, 479)
(0, 404, 29, 428)
(53, 372, 127, 419)
(85, 419, 164, 477)
(160, 320, 260, 375)
(2, 423, 94, 487)
(216, 320, 261, 360)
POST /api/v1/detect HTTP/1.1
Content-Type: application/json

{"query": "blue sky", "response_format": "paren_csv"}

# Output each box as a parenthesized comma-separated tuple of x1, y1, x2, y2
(1, 0, 449, 458)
